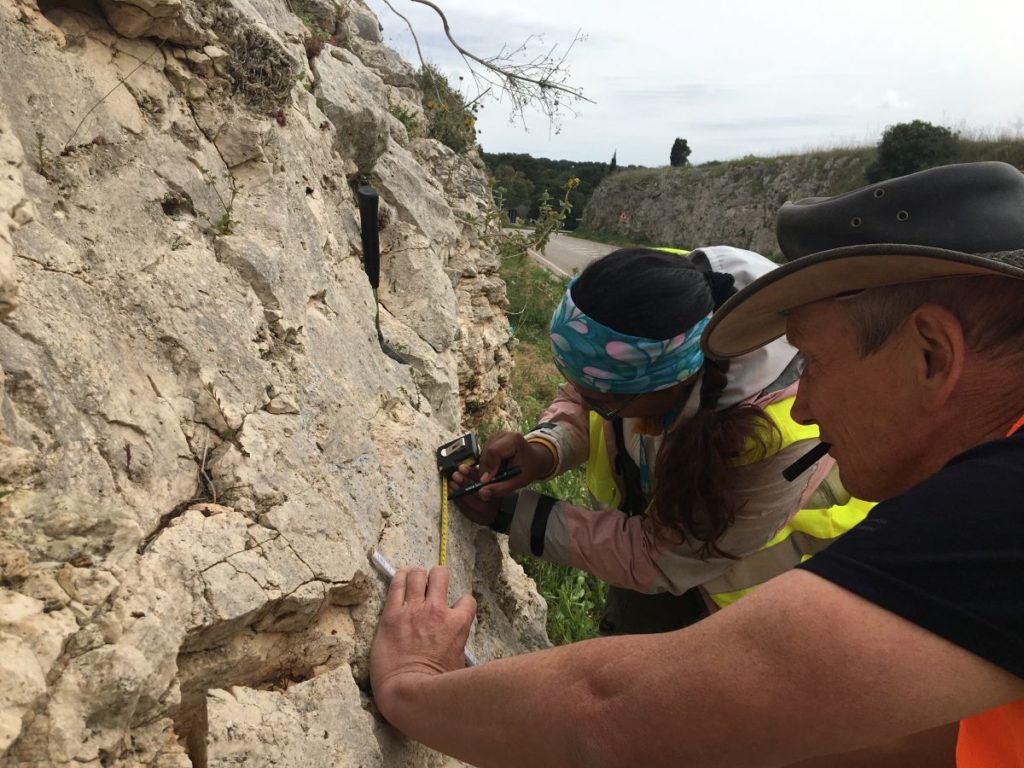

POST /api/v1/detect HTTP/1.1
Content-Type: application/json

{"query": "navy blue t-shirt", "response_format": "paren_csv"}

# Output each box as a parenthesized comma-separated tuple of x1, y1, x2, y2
(798, 431, 1024, 678)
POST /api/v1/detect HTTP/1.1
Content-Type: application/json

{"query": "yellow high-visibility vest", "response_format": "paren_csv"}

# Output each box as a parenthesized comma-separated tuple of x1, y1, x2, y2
(585, 396, 872, 607)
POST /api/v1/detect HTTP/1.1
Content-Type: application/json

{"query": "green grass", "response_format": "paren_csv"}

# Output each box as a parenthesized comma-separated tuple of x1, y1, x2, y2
(502, 250, 569, 346)
(499, 249, 609, 644)
(515, 459, 608, 644)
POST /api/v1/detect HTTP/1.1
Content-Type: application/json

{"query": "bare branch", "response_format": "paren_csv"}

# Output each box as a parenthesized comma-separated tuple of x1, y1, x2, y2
(63, 38, 167, 153)
(384, 0, 592, 131)
(379, 0, 426, 70)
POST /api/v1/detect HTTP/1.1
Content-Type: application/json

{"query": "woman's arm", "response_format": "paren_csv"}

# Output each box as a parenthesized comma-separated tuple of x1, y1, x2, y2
(500, 439, 824, 595)
(526, 383, 592, 474)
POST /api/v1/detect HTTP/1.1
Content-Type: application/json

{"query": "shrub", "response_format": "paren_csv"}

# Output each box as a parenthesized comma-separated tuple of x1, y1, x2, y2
(416, 64, 478, 154)
(670, 137, 691, 167)
(866, 120, 961, 182)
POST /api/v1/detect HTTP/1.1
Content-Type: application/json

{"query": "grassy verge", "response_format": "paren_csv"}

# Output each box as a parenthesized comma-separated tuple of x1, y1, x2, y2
(499, 250, 609, 644)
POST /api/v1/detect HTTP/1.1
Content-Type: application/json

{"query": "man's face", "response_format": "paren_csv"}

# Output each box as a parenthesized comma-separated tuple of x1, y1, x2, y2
(786, 300, 923, 501)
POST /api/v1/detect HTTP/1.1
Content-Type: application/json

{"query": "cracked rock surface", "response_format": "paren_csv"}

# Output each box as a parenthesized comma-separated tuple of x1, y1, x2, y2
(0, 1, 542, 765)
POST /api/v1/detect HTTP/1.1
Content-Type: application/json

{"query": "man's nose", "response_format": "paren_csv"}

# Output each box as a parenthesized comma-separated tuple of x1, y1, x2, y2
(791, 387, 816, 426)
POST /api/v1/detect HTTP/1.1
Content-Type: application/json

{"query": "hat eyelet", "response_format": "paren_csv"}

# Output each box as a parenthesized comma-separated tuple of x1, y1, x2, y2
(873, 188, 885, 198)
(850, 216, 862, 228)
(896, 210, 909, 221)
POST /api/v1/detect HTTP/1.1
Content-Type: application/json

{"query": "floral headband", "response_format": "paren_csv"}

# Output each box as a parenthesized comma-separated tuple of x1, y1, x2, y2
(549, 282, 710, 394)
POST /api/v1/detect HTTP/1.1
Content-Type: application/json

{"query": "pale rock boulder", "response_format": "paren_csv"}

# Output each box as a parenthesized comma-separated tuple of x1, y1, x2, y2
(204, 666, 467, 768)
(344, 0, 385, 45)
(0, 591, 78, 754)
(315, 46, 393, 173)
(290, 0, 342, 35)
(98, 0, 210, 46)
(0, 634, 46, 755)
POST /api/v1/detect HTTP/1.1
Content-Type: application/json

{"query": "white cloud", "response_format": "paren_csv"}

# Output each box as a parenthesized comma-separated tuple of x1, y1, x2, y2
(879, 90, 912, 110)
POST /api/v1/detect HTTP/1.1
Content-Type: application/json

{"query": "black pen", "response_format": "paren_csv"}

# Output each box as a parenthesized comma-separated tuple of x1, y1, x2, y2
(447, 466, 523, 500)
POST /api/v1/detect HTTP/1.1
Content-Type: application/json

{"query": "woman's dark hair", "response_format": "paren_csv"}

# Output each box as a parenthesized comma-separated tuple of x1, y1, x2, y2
(572, 248, 776, 558)
(571, 248, 713, 337)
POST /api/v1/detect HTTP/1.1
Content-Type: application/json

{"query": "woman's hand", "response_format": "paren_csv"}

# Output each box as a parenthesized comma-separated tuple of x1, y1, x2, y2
(453, 431, 556, 500)
(448, 465, 501, 526)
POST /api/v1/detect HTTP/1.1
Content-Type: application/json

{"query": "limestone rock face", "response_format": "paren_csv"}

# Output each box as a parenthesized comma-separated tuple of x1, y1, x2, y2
(0, 1, 532, 765)
(582, 153, 875, 257)
(0, 111, 26, 318)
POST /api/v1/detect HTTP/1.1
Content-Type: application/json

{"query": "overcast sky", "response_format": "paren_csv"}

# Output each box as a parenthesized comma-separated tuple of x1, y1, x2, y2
(367, 0, 1024, 167)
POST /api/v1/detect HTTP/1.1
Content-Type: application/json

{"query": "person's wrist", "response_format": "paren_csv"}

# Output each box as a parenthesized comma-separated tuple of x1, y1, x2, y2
(374, 668, 432, 725)
(525, 438, 558, 479)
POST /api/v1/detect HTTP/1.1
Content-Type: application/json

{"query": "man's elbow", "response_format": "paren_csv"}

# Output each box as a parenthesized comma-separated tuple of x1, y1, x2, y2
(565, 675, 644, 768)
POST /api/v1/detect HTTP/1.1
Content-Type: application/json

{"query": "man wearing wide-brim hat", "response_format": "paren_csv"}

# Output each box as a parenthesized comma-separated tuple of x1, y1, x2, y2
(368, 162, 1024, 768)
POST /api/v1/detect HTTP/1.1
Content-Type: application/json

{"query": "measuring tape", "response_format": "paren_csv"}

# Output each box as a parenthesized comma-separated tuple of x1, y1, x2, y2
(435, 434, 480, 567)
(439, 470, 449, 565)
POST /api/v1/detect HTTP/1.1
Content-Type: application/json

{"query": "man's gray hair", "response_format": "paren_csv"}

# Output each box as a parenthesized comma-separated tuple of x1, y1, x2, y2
(843, 275, 1024, 358)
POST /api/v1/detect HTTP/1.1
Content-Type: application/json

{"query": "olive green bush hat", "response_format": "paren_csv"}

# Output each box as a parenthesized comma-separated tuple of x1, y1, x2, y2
(703, 161, 1024, 358)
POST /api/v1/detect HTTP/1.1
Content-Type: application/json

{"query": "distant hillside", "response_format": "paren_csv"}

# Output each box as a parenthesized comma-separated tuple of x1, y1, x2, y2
(581, 140, 1024, 259)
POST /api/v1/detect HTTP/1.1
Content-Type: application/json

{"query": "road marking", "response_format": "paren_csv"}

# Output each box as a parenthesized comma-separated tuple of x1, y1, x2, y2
(526, 247, 571, 277)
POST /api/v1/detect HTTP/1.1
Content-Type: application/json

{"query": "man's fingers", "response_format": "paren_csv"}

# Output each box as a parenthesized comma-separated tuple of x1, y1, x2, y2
(385, 567, 408, 610)
(405, 567, 427, 604)
(452, 593, 478, 625)
(426, 566, 450, 604)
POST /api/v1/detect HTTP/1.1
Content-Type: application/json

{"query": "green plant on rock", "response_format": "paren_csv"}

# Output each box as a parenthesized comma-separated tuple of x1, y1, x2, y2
(416, 63, 478, 154)
(298, 12, 335, 58)
(194, 168, 240, 236)
(387, 98, 419, 133)
(494, 176, 578, 266)
(33, 129, 52, 178)
(226, 25, 299, 108)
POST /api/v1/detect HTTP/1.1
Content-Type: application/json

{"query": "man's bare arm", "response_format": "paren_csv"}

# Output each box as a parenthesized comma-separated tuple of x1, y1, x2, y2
(371, 568, 1024, 768)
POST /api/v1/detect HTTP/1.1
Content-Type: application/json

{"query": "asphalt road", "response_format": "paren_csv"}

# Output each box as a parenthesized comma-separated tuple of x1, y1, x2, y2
(527, 232, 618, 277)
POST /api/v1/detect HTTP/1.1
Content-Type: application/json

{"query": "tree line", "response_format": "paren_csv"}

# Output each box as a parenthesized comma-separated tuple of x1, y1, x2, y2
(481, 152, 617, 229)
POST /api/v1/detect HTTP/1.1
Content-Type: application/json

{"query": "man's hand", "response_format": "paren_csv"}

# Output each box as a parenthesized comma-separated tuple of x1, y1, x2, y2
(370, 566, 477, 717)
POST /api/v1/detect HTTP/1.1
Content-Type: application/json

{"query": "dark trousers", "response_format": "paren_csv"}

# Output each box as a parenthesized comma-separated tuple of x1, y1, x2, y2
(598, 585, 710, 635)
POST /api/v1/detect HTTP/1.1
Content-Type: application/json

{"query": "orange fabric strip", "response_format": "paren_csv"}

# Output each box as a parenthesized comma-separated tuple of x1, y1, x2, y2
(956, 416, 1024, 765)
(957, 700, 1024, 767)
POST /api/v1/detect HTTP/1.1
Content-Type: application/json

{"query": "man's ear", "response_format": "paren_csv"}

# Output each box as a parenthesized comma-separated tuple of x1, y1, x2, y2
(907, 304, 966, 408)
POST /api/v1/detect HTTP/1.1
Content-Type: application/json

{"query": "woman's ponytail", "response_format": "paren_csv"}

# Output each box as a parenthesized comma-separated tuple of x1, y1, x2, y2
(650, 270, 776, 558)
